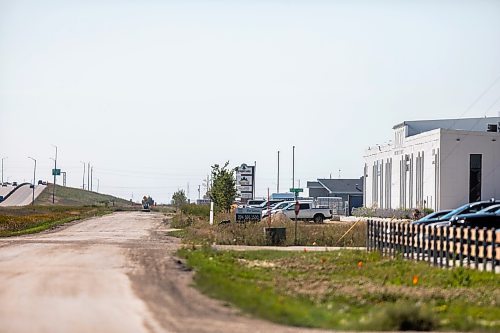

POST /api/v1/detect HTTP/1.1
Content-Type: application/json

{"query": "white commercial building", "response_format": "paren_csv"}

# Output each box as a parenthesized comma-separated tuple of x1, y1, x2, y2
(363, 117, 500, 211)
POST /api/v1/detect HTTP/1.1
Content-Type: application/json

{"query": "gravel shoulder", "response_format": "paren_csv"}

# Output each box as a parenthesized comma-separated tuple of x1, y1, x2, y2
(0, 211, 335, 333)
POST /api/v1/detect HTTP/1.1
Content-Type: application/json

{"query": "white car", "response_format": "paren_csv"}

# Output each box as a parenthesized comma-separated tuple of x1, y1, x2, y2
(262, 201, 290, 218)
(274, 201, 332, 223)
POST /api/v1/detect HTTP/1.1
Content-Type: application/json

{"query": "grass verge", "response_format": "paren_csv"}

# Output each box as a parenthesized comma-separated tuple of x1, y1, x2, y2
(0, 205, 114, 237)
(179, 247, 500, 331)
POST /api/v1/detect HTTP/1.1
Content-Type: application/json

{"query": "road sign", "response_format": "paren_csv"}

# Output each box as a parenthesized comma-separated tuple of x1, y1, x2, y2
(289, 188, 303, 193)
(294, 201, 300, 215)
(235, 207, 262, 222)
(52, 168, 61, 176)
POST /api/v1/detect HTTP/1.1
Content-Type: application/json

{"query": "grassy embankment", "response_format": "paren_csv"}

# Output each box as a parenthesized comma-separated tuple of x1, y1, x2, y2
(180, 247, 500, 332)
(0, 184, 135, 237)
(36, 184, 133, 207)
(168, 204, 366, 247)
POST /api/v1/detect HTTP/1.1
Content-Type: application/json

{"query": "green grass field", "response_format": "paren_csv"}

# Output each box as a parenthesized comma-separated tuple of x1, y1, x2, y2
(179, 247, 500, 332)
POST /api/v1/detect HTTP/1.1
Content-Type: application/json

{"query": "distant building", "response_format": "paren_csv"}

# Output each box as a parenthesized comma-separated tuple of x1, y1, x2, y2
(363, 117, 500, 211)
(307, 178, 364, 214)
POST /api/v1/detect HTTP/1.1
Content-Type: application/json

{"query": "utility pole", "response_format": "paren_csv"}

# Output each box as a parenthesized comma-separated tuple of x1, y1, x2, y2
(90, 166, 93, 192)
(80, 161, 86, 189)
(292, 145, 295, 189)
(198, 185, 201, 200)
(28, 157, 36, 205)
(277, 151, 280, 193)
(1, 156, 7, 184)
(87, 162, 90, 191)
(51, 145, 57, 204)
(97, 179, 100, 193)
(253, 161, 256, 199)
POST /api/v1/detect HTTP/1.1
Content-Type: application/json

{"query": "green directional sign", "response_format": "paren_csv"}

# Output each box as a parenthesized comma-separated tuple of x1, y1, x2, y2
(52, 168, 61, 176)
(289, 188, 303, 193)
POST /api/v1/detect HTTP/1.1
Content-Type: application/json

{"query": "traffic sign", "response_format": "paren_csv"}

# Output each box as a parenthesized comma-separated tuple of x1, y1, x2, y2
(52, 168, 61, 176)
(290, 188, 303, 194)
(294, 201, 300, 215)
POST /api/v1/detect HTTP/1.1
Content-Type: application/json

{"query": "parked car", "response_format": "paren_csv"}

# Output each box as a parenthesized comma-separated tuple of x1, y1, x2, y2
(449, 205, 500, 229)
(418, 199, 499, 225)
(413, 210, 452, 225)
(246, 199, 266, 207)
(253, 200, 285, 209)
(262, 201, 290, 218)
(275, 201, 332, 223)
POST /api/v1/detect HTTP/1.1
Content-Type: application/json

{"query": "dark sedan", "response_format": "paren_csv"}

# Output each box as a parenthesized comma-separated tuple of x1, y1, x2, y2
(413, 210, 452, 225)
(414, 199, 500, 225)
(450, 206, 500, 229)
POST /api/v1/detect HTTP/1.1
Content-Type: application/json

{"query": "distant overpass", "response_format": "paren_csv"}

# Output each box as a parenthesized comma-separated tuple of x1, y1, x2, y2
(0, 183, 47, 207)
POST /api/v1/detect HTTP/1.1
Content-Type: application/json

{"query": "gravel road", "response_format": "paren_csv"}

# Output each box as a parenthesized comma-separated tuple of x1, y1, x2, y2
(0, 211, 334, 333)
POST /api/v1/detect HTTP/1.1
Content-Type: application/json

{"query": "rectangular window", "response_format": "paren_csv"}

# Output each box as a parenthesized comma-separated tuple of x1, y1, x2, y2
(469, 154, 482, 203)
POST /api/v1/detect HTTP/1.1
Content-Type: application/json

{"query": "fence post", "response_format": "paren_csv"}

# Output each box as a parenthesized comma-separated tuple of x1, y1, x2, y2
(439, 226, 444, 267)
(366, 220, 371, 251)
(451, 226, 456, 268)
(474, 227, 479, 270)
(433, 226, 438, 266)
(424, 225, 429, 263)
(422, 225, 427, 262)
(492, 227, 497, 273)
(441, 227, 450, 267)
(383, 221, 387, 255)
(466, 227, 471, 268)
(482, 227, 488, 272)
(409, 224, 413, 260)
(458, 226, 464, 267)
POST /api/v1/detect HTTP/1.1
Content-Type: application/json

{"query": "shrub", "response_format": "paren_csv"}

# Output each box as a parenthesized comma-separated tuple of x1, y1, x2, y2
(362, 302, 437, 331)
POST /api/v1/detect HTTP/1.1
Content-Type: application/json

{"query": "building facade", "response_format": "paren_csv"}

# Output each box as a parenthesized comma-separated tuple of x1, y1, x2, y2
(363, 117, 500, 211)
(307, 178, 364, 214)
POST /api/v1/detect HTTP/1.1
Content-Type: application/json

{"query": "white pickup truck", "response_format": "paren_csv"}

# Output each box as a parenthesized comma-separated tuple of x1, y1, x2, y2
(275, 201, 332, 223)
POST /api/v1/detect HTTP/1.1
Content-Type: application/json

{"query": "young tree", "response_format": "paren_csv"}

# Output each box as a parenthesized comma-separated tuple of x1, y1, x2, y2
(171, 189, 187, 207)
(209, 161, 236, 212)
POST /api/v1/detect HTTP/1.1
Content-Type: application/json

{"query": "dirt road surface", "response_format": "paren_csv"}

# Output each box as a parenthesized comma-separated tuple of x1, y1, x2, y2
(0, 212, 334, 333)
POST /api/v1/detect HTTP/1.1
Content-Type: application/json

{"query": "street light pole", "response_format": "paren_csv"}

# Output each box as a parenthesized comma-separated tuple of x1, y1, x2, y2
(277, 150, 280, 193)
(80, 161, 86, 189)
(28, 157, 36, 205)
(1, 157, 7, 184)
(51, 145, 57, 204)
(87, 162, 90, 191)
(292, 145, 295, 189)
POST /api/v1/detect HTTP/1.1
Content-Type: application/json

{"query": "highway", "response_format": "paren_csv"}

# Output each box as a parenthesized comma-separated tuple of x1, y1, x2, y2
(0, 185, 16, 198)
(0, 184, 46, 207)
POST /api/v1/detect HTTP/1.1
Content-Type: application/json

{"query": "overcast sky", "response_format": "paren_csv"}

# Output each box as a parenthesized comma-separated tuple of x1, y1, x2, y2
(1, 0, 500, 203)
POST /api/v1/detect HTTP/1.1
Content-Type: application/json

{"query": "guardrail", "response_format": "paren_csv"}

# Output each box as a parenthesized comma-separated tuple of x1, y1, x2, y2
(366, 220, 499, 272)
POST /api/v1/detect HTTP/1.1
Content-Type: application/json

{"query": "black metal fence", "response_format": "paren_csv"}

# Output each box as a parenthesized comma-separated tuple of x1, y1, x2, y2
(367, 220, 499, 272)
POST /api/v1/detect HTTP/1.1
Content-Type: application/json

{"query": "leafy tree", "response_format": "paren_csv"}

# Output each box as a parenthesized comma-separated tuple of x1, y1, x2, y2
(171, 190, 187, 207)
(142, 195, 155, 207)
(209, 161, 236, 212)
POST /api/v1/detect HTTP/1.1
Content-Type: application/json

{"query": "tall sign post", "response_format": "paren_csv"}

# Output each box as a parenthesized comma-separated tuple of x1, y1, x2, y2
(236, 163, 255, 204)
(290, 187, 303, 245)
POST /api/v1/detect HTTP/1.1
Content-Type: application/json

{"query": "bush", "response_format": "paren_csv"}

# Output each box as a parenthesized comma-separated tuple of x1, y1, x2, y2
(180, 204, 210, 218)
(362, 302, 437, 331)
(352, 207, 413, 219)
